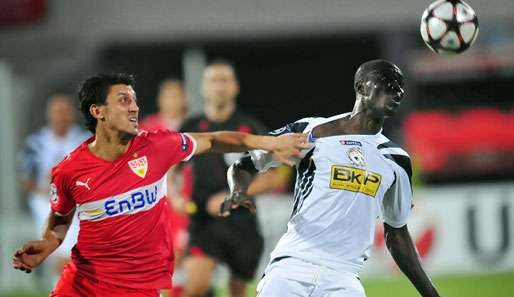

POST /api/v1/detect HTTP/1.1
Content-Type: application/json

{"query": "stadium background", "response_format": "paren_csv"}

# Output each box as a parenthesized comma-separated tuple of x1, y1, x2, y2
(1, 0, 514, 296)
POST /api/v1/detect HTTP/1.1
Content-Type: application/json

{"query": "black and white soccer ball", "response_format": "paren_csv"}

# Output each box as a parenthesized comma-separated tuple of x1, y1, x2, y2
(420, 0, 479, 55)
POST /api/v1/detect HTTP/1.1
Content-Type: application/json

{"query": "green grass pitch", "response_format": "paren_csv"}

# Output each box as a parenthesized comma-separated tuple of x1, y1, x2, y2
(2, 270, 513, 297)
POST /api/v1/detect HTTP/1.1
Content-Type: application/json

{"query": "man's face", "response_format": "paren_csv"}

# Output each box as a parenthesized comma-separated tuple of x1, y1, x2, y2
(47, 96, 75, 135)
(202, 64, 239, 106)
(361, 77, 404, 118)
(101, 84, 139, 136)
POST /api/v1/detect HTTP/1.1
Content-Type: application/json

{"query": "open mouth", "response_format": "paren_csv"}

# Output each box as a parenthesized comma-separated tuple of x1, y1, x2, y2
(129, 116, 138, 125)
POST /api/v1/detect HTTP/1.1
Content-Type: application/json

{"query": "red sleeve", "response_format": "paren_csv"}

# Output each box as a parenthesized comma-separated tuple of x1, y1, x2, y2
(151, 129, 196, 165)
(49, 166, 75, 215)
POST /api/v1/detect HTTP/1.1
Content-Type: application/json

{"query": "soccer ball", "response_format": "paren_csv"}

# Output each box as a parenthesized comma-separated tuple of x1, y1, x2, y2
(420, 0, 479, 55)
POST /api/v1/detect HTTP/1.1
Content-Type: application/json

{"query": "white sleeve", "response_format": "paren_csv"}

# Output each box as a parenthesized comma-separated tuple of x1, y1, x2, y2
(249, 149, 279, 172)
(381, 164, 412, 228)
(249, 118, 315, 172)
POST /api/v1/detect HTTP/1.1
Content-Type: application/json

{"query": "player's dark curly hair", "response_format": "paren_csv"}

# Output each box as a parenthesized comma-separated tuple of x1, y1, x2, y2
(78, 73, 136, 133)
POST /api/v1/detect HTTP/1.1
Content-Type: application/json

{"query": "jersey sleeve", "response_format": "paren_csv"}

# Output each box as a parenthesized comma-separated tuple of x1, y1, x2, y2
(381, 157, 413, 228)
(250, 118, 314, 172)
(50, 166, 75, 216)
(153, 129, 197, 164)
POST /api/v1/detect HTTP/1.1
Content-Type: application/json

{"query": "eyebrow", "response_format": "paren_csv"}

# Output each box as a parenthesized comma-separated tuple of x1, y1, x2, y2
(116, 92, 137, 98)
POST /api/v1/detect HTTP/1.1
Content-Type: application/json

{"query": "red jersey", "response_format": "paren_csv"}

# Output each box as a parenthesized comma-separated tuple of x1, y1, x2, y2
(49, 129, 196, 289)
(140, 113, 191, 252)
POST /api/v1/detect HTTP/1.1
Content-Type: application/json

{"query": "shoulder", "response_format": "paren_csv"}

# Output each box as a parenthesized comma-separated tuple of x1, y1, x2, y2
(376, 137, 412, 179)
(269, 117, 323, 135)
(138, 128, 189, 148)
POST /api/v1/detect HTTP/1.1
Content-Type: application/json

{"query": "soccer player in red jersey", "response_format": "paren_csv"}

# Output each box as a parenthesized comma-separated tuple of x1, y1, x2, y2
(12, 73, 309, 297)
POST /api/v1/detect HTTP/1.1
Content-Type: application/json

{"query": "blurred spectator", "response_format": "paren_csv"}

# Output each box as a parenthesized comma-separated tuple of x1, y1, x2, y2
(140, 79, 187, 132)
(140, 79, 190, 297)
(180, 60, 288, 297)
(19, 94, 90, 286)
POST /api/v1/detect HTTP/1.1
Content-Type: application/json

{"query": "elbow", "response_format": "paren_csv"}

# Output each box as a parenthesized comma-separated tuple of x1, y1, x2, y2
(235, 155, 258, 175)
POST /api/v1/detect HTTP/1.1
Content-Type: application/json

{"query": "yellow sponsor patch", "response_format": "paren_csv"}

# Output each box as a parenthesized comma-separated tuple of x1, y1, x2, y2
(329, 165, 382, 197)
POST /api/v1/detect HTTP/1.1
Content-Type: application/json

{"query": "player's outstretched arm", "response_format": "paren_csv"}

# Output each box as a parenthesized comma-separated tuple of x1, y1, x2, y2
(384, 223, 441, 297)
(12, 210, 74, 273)
(188, 132, 309, 166)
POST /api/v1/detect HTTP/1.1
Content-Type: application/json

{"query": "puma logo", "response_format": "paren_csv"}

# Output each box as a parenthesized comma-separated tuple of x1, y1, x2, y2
(76, 178, 91, 190)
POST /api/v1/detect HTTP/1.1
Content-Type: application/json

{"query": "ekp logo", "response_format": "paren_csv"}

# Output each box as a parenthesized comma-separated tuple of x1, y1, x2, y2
(329, 165, 382, 197)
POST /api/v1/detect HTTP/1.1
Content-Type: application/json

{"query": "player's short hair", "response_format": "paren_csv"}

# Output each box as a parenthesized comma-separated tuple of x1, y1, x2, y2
(354, 60, 403, 93)
(78, 73, 135, 133)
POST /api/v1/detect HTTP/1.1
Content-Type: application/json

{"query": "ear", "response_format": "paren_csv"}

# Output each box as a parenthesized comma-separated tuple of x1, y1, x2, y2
(89, 104, 104, 121)
(355, 81, 366, 96)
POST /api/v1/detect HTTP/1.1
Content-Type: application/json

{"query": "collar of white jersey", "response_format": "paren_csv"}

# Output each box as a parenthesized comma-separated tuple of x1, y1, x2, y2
(307, 112, 383, 142)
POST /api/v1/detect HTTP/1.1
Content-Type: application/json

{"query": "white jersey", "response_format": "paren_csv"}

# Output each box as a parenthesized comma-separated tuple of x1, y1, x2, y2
(251, 114, 413, 275)
(21, 125, 90, 189)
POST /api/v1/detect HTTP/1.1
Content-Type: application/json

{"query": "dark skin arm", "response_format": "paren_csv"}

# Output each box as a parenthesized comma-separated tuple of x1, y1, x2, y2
(384, 223, 441, 297)
(220, 155, 258, 217)
(12, 210, 74, 273)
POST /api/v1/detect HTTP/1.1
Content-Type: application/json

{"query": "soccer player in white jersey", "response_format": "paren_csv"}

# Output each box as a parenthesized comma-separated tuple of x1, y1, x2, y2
(222, 60, 441, 297)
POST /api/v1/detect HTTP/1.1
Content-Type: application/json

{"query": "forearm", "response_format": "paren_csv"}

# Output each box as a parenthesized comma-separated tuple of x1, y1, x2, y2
(247, 169, 288, 196)
(210, 132, 277, 153)
(42, 211, 74, 253)
(384, 223, 440, 297)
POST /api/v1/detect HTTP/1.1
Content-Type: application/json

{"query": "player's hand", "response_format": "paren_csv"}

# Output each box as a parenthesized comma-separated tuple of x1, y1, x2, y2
(219, 190, 256, 217)
(207, 191, 229, 216)
(271, 133, 311, 166)
(12, 239, 58, 273)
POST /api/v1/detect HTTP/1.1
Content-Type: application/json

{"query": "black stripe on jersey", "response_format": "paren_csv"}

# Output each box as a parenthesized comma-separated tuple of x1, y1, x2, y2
(269, 121, 309, 136)
(291, 149, 314, 216)
(383, 154, 413, 185)
(377, 141, 401, 150)
(296, 163, 316, 213)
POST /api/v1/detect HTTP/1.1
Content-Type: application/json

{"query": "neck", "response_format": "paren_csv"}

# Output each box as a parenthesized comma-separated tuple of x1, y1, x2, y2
(205, 101, 235, 123)
(347, 112, 384, 134)
(88, 128, 133, 161)
(348, 96, 384, 134)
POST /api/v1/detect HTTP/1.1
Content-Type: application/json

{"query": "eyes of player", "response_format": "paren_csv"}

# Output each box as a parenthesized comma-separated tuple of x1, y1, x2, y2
(118, 94, 138, 106)
(384, 82, 404, 96)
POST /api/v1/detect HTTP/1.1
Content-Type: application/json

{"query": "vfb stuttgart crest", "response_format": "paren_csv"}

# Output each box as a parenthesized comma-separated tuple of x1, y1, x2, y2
(128, 156, 148, 178)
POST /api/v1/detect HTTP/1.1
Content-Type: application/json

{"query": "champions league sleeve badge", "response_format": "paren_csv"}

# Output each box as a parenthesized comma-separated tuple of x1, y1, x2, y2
(346, 147, 366, 167)
(50, 183, 59, 203)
